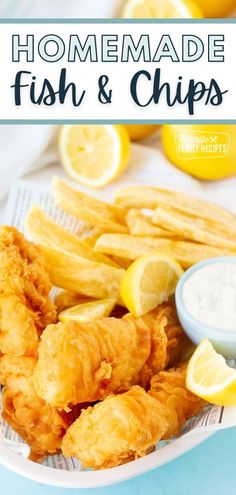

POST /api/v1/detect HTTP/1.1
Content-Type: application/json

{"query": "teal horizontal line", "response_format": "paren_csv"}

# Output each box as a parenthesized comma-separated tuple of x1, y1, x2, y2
(0, 120, 236, 124)
(0, 18, 235, 23)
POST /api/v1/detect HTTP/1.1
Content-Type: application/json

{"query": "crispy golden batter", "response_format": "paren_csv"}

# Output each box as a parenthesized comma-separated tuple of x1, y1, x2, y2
(0, 227, 67, 459)
(33, 316, 152, 409)
(149, 365, 204, 439)
(132, 303, 189, 386)
(0, 354, 36, 384)
(1, 355, 86, 460)
(0, 295, 39, 357)
(62, 386, 167, 469)
(157, 302, 189, 367)
(62, 365, 204, 469)
(2, 374, 68, 460)
(33, 303, 188, 409)
(0, 226, 56, 356)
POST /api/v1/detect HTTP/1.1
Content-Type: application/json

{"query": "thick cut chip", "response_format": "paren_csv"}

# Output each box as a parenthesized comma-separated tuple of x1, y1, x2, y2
(25, 205, 119, 268)
(40, 245, 124, 301)
(152, 204, 236, 250)
(126, 209, 180, 238)
(52, 177, 128, 234)
(95, 234, 235, 269)
(109, 255, 132, 269)
(115, 186, 236, 234)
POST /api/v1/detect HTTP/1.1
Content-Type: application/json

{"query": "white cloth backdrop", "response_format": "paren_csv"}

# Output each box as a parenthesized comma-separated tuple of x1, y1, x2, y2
(0, 0, 236, 221)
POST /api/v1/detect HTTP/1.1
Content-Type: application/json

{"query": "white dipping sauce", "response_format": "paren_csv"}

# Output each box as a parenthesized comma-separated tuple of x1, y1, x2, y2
(182, 262, 236, 331)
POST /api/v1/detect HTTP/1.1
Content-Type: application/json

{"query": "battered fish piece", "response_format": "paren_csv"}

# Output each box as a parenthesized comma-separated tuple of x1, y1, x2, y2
(33, 316, 152, 409)
(0, 295, 39, 357)
(62, 365, 203, 469)
(2, 374, 68, 460)
(0, 226, 57, 356)
(0, 354, 36, 384)
(149, 365, 204, 439)
(1, 355, 87, 460)
(62, 386, 167, 469)
(131, 303, 189, 387)
(33, 303, 187, 409)
(0, 227, 66, 459)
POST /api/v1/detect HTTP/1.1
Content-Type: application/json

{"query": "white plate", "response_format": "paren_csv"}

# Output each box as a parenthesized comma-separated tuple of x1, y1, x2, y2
(0, 432, 213, 488)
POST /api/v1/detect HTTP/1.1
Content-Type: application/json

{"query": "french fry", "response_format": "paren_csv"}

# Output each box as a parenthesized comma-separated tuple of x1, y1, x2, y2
(115, 186, 236, 233)
(40, 245, 124, 301)
(109, 255, 132, 269)
(94, 234, 236, 269)
(126, 209, 180, 239)
(152, 204, 236, 250)
(25, 205, 120, 268)
(83, 235, 99, 248)
(52, 177, 128, 234)
(54, 291, 93, 313)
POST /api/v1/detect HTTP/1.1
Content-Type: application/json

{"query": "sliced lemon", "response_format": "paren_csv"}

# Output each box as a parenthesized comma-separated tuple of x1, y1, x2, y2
(58, 125, 130, 188)
(186, 339, 236, 406)
(120, 252, 183, 317)
(58, 298, 117, 324)
(122, 0, 203, 18)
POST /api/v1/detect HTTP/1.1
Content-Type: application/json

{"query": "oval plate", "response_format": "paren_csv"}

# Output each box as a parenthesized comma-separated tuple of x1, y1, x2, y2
(0, 432, 213, 488)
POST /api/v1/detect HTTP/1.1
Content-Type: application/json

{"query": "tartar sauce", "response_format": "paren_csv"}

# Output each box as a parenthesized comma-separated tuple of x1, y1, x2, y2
(182, 262, 236, 331)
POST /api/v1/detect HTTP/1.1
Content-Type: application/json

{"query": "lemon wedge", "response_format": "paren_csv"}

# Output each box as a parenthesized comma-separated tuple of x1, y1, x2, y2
(120, 252, 183, 317)
(58, 125, 130, 188)
(122, 0, 203, 18)
(186, 339, 236, 406)
(58, 298, 117, 324)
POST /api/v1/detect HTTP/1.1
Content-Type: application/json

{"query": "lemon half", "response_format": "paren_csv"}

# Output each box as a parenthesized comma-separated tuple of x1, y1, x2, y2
(58, 124, 130, 188)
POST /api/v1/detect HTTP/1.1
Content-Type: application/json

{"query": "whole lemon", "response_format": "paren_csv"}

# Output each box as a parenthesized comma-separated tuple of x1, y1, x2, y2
(162, 125, 236, 180)
(124, 124, 158, 142)
(194, 0, 235, 17)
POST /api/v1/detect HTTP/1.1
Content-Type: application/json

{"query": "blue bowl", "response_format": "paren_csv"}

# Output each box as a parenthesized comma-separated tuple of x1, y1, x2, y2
(175, 256, 236, 359)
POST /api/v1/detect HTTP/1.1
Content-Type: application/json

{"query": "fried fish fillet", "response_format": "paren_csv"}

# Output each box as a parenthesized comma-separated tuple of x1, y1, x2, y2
(0, 227, 68, 459)
(62, 365, 203, 469)
(2, 373, 69, 461)
(0, 226, 57, 357)
(62, 386, 167, 469)
(33, 304, 187, 409)
(128, 303, 189, 387)
(149, 365, 203, 439)
(33, 316, 152, 409)
(1, 355, 88, 460)
(0, 354, 36, 384)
